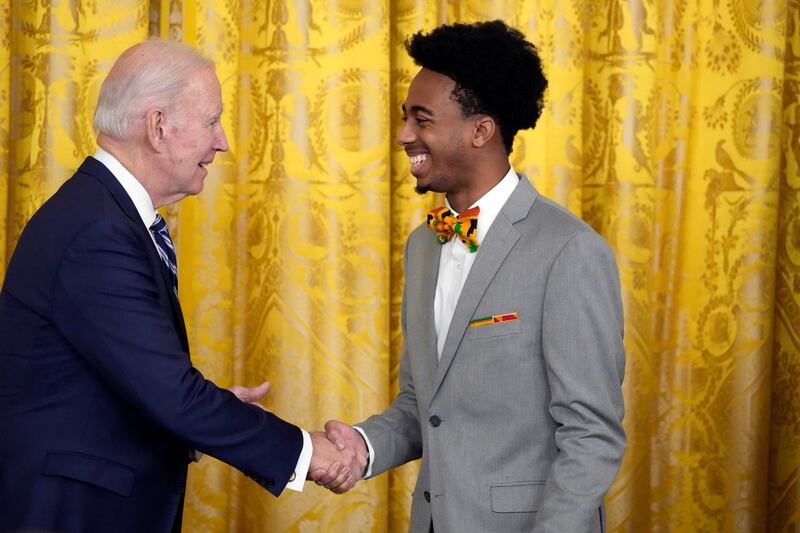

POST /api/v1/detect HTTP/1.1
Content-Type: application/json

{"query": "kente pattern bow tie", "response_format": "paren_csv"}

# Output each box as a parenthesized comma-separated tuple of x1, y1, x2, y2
(426, 206, 480, 253)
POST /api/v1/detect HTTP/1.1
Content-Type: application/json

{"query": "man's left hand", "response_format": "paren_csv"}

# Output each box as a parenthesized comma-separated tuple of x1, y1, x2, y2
(228, 380, 271, 410)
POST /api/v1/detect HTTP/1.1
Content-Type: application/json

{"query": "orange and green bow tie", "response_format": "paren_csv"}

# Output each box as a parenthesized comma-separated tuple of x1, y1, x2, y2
(426, 206, 480, 253)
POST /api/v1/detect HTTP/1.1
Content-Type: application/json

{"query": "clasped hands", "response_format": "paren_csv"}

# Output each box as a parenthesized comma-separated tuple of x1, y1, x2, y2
(228, 382, 366, 494)
(307, 420, 368, 493)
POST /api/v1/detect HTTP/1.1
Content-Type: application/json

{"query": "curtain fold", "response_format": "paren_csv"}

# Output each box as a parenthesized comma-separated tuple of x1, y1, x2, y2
(1, 0, 148, 276)
(1, 1, 799, 531)
(1, 2, 9, 271)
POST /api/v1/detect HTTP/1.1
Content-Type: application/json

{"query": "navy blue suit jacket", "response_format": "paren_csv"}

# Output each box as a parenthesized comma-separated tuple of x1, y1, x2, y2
(0, 157, 303, 532)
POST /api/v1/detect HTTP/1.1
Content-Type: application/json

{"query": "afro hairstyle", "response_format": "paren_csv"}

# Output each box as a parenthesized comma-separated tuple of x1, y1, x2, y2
(405, 20, 548, 154)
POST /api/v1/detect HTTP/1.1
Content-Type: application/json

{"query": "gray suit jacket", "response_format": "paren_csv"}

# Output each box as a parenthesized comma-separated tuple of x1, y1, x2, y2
(359, 175, 626, 533)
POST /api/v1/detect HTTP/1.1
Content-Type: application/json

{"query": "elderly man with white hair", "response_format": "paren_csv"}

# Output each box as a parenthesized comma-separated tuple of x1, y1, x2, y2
(0, 40, 352, 533)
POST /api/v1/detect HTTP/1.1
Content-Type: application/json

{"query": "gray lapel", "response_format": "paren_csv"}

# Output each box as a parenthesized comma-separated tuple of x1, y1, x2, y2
(409, 226, 442, 392)
(432, 175, 539, 393)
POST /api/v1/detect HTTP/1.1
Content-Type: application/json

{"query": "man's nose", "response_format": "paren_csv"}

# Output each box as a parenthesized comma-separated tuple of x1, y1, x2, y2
(216, 125, 229, 152)
(396, 119, 415, 146)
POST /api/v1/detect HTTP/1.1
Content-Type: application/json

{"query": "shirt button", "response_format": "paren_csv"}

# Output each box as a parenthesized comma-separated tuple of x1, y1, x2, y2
(456, 263, 462, 271)
(429, 415, 441, 427)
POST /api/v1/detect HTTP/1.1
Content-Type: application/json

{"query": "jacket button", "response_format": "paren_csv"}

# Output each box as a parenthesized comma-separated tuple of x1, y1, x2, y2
(424, 490, 430, 502)
(264, 479, 275, 488)
(429, 415, 441, 427)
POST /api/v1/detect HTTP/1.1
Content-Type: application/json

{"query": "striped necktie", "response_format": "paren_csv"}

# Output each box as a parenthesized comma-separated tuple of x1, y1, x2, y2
(149, 214, 178, 295)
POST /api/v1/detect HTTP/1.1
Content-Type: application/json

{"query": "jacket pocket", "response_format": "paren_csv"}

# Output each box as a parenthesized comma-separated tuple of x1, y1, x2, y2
(466, 319, 522, 341)
(490, 480, 544, 513)
(43, 450, 135, 497)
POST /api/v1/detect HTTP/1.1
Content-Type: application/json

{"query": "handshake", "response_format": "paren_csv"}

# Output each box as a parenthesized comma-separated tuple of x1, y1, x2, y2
(230, 381, 368, 493)
(307, 420, 369, 494)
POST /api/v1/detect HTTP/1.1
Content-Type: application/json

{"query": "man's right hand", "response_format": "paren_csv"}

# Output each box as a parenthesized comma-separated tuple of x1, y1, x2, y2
(308, 431, 352, 492)
(310, 420, 368, 494)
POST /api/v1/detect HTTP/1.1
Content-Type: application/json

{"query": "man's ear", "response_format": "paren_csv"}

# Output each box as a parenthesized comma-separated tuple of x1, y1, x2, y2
(145, 107, 166, 152)
(472, 115, 496, 148)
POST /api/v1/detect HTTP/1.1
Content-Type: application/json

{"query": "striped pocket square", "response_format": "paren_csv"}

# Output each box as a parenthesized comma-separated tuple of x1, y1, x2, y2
(469, 312, 519, 328)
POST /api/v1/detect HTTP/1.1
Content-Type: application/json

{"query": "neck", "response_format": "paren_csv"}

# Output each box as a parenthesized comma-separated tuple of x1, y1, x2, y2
(97, 134, 164, 208)
(446, 159, 510, 213)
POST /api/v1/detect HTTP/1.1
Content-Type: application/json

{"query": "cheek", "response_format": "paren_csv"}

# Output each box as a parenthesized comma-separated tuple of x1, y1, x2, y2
(416, 131, 434, 150)
(172, 127, 202, 150)
(447, 131, 470, 154)
(181, 137, 199, 151)
(170, 139, 201, 165)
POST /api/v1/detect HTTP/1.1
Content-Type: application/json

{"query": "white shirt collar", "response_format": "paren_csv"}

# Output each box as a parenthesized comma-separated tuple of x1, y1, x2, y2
(445, 165, 519, 246)
(93, 147, 157, 229)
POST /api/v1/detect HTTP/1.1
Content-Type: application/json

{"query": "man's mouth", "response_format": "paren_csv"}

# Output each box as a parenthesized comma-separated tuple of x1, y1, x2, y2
(409, 153, 428, 173)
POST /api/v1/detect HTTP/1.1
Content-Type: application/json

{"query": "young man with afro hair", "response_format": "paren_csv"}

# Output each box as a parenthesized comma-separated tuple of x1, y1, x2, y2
(319, 20, 626, 533)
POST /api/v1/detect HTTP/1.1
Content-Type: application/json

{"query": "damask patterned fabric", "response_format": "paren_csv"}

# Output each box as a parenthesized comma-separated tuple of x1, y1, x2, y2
(1, 1, 799, 532)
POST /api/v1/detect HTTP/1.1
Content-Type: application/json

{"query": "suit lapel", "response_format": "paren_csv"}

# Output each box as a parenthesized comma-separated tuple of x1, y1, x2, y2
(161, 271, 189, 351)
(79, 157, 190, 351)
(432, 175, 538, 393)
(416, 230, 441, 382)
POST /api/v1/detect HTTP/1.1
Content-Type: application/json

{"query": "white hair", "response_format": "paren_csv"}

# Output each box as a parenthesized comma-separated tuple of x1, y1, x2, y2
(93, 40, 215, 139)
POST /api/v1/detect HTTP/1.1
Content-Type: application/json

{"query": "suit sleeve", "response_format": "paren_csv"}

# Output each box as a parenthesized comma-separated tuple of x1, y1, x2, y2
(356, 238, 423, 476)
(535, 230, 626, 532)
(51, 219, 303, 496)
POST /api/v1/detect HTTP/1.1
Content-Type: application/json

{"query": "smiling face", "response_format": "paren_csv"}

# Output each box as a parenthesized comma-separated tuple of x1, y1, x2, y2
(397, 68, 476, 198)
(158, 67, 228, 203)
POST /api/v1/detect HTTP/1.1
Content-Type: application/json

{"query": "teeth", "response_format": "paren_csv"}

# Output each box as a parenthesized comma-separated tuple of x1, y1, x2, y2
(409, 154, 427, 166)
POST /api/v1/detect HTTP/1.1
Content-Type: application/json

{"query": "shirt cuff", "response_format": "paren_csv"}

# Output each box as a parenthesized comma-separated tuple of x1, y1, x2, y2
(353, 426, 375, 479)
(284, 429, 311, 492)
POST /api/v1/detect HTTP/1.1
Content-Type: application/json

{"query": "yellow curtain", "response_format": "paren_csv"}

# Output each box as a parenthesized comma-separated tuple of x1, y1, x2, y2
(1, 1, 799, 532)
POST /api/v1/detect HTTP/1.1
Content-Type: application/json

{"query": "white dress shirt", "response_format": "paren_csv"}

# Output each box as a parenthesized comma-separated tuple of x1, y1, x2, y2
(93, 148, 311, 491)
(433, 166, 519, 358)
(356, 166, 520, 476)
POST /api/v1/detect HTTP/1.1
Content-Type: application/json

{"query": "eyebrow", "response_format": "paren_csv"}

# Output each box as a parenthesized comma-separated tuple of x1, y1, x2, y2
(401, 103, 435, 116)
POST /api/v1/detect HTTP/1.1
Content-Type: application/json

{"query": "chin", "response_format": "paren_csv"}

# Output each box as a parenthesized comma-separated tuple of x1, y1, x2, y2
(191, 175, 208, 192)
(414, 174, 435, 195)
